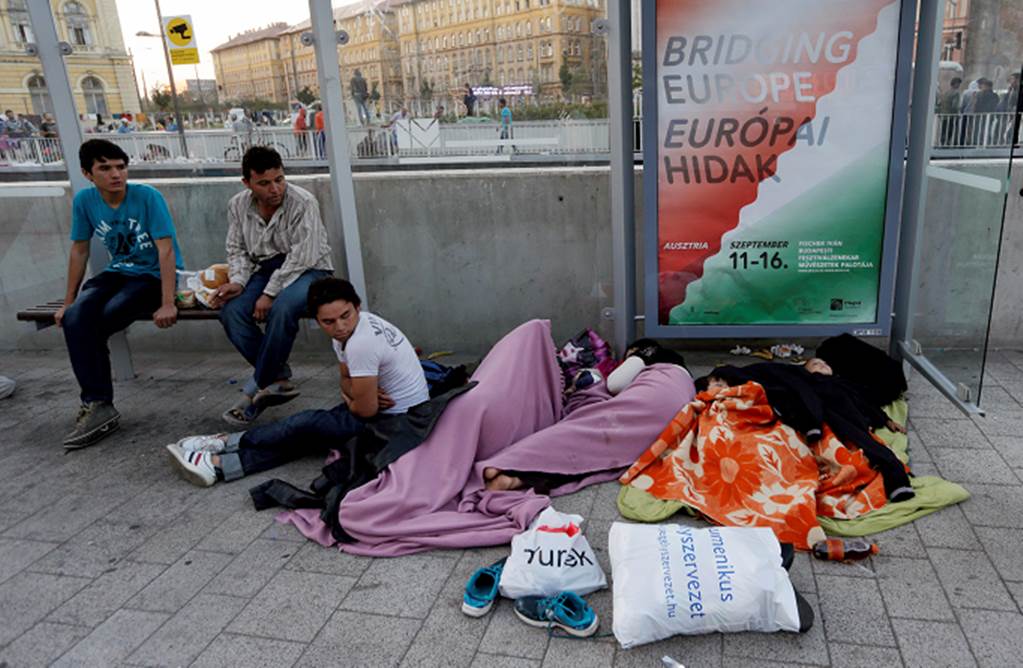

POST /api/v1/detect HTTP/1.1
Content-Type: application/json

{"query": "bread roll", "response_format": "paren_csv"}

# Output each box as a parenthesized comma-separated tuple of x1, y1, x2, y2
(200, 263, 229, 289)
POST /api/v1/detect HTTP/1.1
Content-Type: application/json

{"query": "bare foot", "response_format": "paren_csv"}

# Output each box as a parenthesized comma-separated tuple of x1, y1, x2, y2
(483, 467, 500, 481)
(886, 419, 907, 434)
(830, 464, 857, 487)
(485, 473, 524, 491)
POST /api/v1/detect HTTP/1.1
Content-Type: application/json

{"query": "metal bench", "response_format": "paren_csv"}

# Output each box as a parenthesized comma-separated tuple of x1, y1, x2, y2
(16, 300, 221, 329)
(17, 300, 222, 381)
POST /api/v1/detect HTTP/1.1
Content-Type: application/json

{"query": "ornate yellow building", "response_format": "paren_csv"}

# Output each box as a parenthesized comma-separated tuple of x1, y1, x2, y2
(211, 23, 289, 105)
(394, 0, 606, 111)
(278, 2, 403, 121)
(0, 0, 139, 118)
(212, 0, 605, 117)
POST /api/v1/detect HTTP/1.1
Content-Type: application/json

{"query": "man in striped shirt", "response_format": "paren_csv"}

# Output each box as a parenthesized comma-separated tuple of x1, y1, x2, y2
(210, 146, 334, 425)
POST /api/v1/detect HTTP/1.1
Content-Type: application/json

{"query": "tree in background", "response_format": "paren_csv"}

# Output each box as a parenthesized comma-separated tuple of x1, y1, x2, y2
(559, 61, 574, 100)
(295, 87, 316, 106)
(569, 65, 589, 98)
(150, 88, 172, 112)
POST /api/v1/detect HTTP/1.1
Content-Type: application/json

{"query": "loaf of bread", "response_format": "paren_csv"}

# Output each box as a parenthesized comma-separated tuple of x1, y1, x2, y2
(199, 263, 229, 289)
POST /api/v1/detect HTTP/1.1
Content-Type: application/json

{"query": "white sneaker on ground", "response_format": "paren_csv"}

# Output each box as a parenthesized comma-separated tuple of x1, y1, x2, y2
(176, 434, 228, 454)
(166, 443, 217, 487)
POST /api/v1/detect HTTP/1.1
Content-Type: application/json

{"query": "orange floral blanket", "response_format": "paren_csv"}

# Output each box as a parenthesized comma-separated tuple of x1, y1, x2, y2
(619, 381, 890, 549)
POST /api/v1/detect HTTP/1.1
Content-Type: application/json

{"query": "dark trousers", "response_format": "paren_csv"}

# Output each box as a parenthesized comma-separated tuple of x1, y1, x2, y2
(62, 270, 162, 403)
(219, 255, 331, 391)
(827, 411, 912, 497)
(219, 403, 366, 480)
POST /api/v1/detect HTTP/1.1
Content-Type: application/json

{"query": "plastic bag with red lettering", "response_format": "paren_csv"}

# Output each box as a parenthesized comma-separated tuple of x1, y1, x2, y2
(498, 507, 607, 599)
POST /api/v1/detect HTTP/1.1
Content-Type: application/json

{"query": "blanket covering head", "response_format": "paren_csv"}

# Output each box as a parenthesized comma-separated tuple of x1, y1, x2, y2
(816, 333, 907, 406)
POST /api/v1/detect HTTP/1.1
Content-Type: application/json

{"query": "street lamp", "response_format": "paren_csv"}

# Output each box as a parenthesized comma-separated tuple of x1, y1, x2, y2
(127, 48, 145, 112)
(136, 0, 187, 155)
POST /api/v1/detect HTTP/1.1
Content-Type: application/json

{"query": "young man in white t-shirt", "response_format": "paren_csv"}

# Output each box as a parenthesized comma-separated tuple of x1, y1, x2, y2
(165, 278, 429, 486)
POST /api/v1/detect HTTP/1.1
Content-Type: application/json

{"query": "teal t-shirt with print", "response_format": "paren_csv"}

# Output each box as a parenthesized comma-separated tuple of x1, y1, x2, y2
(70, 183, 184, 278)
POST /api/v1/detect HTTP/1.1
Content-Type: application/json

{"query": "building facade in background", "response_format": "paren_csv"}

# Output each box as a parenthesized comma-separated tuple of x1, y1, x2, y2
(0, 0, 139, 117)
(183, 78, 217, 105)
(394, 0, 606, 112)
(279, 2, 403, 122)
(942, 0, 1023, 89)
(214, 0, 607, 118)
(210, 23, 289, 105)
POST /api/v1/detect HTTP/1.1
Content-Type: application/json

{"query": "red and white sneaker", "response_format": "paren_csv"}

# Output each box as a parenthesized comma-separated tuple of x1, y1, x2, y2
(166, 443, 217, 487)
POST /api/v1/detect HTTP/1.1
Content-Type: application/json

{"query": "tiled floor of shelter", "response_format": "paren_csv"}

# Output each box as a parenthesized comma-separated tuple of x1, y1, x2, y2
(1, 347, 1022, 667)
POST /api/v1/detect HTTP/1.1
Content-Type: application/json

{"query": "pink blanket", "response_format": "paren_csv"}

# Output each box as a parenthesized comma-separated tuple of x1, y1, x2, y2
(282, 320, 695, 556)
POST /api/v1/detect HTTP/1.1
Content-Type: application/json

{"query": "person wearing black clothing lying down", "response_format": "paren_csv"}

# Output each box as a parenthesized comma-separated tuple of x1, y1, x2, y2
(698, 363, 825, 441)
(697, 361, 914, 502)
(803, 358, 914, 502)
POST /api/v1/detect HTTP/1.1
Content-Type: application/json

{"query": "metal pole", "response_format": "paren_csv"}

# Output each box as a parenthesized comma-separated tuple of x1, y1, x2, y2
(128, 49, 145, 112)
(193, 63, 203, 106)
(154, 0, 188, 155)
(288, 32, 300, 101)
(308, 0, 367, 303)
(890, 0, 944, 357)
(26, 0, 135, 380)
(606, 0, 635, 354)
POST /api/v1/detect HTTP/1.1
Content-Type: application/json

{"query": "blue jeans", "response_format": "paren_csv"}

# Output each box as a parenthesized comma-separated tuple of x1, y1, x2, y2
(218, 403, 365, 481)
(498, 126, 513, 153)
(315, 131, 326, 159)
(63, 270, 162, 403)
(219, 256, 331, 392)
(353, 98, 370, 125)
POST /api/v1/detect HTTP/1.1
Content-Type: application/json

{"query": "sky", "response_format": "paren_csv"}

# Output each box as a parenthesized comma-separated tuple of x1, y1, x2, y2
(114, 0, 359, 92)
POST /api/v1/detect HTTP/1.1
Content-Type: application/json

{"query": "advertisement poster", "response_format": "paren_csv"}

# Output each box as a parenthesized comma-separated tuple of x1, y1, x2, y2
(649, 0, 904, 329)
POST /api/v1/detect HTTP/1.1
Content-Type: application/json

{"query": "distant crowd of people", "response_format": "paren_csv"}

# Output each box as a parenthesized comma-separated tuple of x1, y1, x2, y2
(935, 73, 1020, 147)
(1, 109, 59, 162)
(2, 85, 522, 164)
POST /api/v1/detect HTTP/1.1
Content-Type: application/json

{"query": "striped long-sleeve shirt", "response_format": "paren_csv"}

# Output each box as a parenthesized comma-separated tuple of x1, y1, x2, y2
(225, 183, 334, 297)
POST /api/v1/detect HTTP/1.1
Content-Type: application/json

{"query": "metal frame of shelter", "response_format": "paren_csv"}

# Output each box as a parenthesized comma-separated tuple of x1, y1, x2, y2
(608, 0, 998, 415)
(25, 0, 991, 414)
(890, 0, 1017, 416)
(634, 0, 914, 340)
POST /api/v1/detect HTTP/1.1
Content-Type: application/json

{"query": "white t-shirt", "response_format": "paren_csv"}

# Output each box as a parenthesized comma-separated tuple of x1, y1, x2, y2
(332, 311, 429, 414)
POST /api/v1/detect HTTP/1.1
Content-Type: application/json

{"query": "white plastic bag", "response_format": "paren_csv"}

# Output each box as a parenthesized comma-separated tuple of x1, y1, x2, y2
(499, 507, 607, 599)
(609, 523, 799, 648)
(176, 270, 218, 309)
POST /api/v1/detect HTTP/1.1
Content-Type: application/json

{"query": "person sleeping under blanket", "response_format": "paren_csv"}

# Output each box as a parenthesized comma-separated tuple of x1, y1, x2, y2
(485, 339, 690, 492)
(696, 360, 915, 503)
(275, 320, 695, 556)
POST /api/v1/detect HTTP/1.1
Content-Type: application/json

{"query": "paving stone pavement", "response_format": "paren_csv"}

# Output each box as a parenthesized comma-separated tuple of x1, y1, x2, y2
(1, 347, 1022, 667)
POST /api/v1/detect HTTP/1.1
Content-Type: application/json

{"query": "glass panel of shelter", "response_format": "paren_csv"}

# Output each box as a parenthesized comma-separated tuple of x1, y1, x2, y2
(906, 0, 1022, 410)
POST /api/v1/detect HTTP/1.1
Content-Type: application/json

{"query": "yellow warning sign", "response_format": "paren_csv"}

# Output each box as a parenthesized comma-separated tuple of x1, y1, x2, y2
(163, 15, 199, 65)
(169, 49, 199, 65)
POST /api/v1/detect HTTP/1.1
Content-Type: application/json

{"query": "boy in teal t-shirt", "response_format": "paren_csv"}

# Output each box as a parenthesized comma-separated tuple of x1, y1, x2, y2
(57, 139, 184, 449)
(498, 97, 514, 153)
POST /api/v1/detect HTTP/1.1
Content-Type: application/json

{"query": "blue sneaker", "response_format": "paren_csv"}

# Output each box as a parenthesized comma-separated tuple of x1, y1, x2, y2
(461, 558, 506, 617)
(513, 591, 599, 637)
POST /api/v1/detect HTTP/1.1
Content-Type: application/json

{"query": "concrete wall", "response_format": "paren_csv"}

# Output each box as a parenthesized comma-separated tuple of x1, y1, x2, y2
(2, 162, 1021, 357)
(0, 169, 616, 356)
